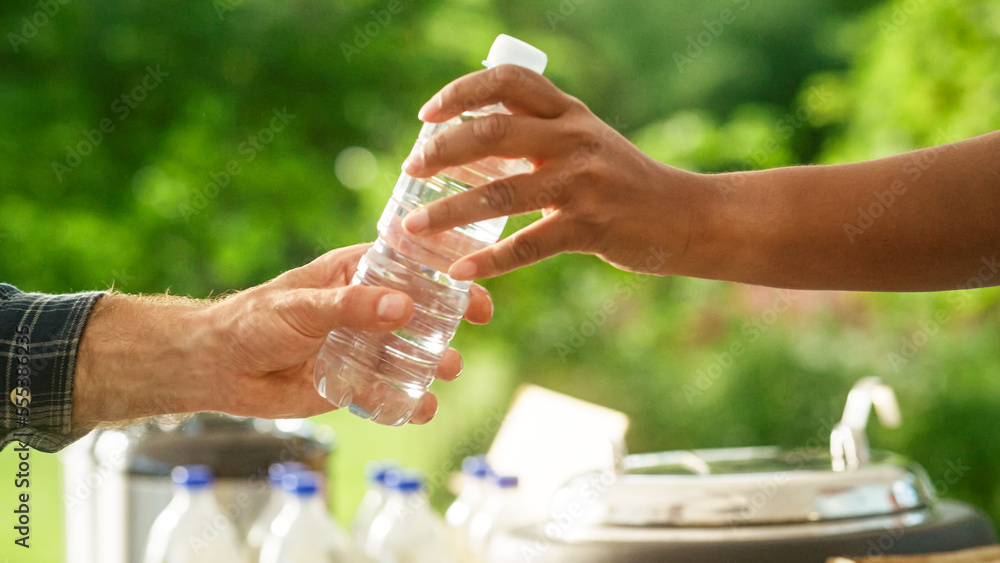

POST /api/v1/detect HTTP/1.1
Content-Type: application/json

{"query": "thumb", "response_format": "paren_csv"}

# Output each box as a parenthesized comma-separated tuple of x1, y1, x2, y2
(276, 286, 414, 338)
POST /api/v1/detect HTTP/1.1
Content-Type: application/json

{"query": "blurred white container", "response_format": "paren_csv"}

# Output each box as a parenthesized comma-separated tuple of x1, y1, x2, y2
(364, 471, 459, 563)
(259, 471, 361, 563)
(352, 462, 397, 550)
(467, 474, 520, 558)
(246, 462, 306, 563)
(445, 455, 491, 534)
(143, 465, 245, 563)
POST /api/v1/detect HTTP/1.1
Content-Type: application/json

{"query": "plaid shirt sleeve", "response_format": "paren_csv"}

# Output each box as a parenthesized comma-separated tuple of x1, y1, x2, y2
(1, 283, 105, 453)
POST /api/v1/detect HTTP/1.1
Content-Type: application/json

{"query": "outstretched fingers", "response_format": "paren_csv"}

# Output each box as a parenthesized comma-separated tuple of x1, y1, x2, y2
(404, 115, 558, 179)
(419, 65, 572, 123)
(448, 214, 573, 280)
(403, 169, 567, 236)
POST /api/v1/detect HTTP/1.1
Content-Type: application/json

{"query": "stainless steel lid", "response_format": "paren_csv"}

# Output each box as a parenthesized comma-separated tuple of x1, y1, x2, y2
(551, 446, 935, 527)
(549, 377, 937, 527)
(122, 414, 335, 478)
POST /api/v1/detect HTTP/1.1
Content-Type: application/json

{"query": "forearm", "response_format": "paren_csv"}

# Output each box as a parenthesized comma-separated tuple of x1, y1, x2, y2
(688, 131, 1000, 291)
(408, 68, 998, 286)
(7, 245, 479, 448)
(72, 293, 219, 428)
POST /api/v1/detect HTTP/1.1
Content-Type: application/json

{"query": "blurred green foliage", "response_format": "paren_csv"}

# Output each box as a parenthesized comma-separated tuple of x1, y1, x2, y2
(2, 0, 999, 560)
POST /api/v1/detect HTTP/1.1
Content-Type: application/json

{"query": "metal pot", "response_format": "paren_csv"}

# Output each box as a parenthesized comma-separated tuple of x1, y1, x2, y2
(61, 414, 334, 563)
(489, 378, 997, 563)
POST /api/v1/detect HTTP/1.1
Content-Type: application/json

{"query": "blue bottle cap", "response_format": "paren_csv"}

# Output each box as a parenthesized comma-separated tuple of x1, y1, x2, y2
(462, 455, 491, 478)
(384, 470, 423, 494)
(365, 461, 398, 484)
(281, 471, 320, 497)
(172, 465, 214, 489)
(268, 462, 307, 486)
(491, 474, 519, 489)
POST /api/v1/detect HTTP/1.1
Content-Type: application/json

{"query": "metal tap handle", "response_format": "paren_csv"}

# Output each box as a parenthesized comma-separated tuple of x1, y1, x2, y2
(831, 377, 901, 471)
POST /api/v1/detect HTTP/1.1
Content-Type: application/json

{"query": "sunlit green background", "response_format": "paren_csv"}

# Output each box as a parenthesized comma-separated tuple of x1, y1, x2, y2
(2, 0, 1000, 560)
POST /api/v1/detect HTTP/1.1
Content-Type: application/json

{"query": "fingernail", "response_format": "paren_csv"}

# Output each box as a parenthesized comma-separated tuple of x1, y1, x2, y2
(418, 95, 441, 121)
(404, 209, 429, 234)
(485, 292, 494, 320)
(377, 294, 407, 321)
(450, 261, 477, 280)
(402, 146, 424, 175)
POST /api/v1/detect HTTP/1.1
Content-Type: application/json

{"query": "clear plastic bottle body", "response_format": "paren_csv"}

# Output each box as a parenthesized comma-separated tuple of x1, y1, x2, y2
(259, 472, 360, 563)
(467, 475, 519, 557)
(144, 467, 245, 563)
(445, 455, 492, 533)
(363, 475, 459, 563)
(314, 105, 532, 426)
(352, 465, 394, 549)
(246, 462, 306, 563)
(445, 478, 485, 532)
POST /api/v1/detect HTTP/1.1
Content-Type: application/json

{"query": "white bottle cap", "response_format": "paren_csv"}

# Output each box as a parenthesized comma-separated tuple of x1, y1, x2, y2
(483, 34, 547, 75)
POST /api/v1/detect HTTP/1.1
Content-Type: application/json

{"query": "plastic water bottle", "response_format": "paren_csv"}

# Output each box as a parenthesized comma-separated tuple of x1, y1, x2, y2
(258, 471, 360, 563)
(313, 34, 548, 426)
(246, 462, 307, 563)
(467, 474, 519, 557)
(364, 471, 459, 563)
(445, 455, 491, 533)
(144, 465, 245, 563)
(352, 463, 396, 548)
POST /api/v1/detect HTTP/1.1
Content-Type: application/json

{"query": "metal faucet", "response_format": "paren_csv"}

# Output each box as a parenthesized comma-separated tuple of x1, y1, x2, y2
(830, 377, 901, 471)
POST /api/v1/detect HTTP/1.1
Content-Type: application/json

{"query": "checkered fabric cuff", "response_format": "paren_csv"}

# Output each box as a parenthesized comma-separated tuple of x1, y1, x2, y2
(1, 284, 104, 452)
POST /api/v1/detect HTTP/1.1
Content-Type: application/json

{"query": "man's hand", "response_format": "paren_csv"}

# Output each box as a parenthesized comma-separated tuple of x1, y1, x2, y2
(399, 64, 700, 279)
(73, 244, 493, 428)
